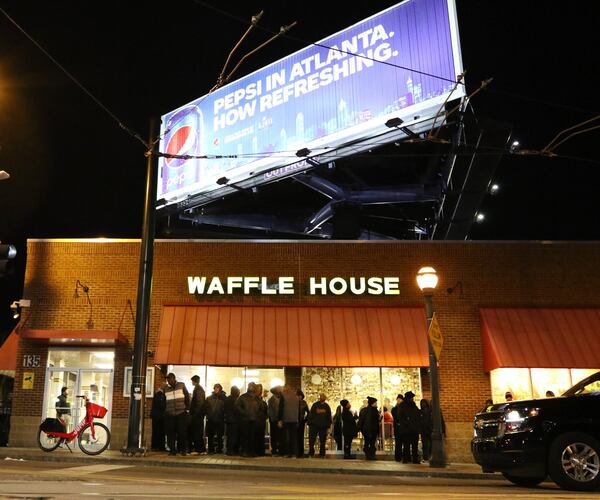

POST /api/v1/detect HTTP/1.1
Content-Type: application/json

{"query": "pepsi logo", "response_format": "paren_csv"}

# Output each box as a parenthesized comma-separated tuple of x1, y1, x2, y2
(165, 125, 197, 167)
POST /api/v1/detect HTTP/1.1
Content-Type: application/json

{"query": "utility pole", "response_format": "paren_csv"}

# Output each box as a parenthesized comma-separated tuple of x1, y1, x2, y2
(121, 117, 159, 456)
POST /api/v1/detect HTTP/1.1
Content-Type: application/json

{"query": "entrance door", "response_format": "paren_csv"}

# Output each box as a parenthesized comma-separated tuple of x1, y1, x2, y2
(43, 368, 114, 435)
(44, 369, 78, 430)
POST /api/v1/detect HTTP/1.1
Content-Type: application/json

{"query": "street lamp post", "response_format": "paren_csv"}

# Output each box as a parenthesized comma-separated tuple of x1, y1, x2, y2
(416, 266, 447, 468)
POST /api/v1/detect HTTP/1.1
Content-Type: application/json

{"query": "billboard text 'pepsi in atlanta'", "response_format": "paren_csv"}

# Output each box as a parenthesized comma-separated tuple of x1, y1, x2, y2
(158, 0, 464, 205)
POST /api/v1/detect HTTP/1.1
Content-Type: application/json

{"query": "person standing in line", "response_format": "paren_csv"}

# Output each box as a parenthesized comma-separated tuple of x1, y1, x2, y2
(296, 390, 309, 458)
(332, 404, 343, 451)
(235, 382, 260, 457)
(189, 375, 206, 454)
(391, 394, 404, 462)
(358, 396, 380, 460)
(419, 399, 433, 462)
(150, 388, 167, 451)
(163, 373, 190, 456)
(224, 386, 240, 455)
(254, 383, 268, 456)
(340, 399, 358, 459)
(278, 385, 300, 458)
(395, 391, 421, 464)
(204, 383, 227, 454)
(308, 393, 332, 458)
(267, 386, 282, 456)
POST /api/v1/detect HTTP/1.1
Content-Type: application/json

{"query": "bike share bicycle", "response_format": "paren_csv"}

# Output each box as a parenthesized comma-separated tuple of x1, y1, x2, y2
(37, 395, 111, 455)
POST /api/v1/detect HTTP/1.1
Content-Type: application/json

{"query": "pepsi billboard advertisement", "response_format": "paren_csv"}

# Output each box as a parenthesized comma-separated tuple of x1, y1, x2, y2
(158, 0, 464, 206)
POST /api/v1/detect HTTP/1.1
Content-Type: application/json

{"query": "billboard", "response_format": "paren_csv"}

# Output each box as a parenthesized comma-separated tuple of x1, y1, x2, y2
(158, 0, 464, 207)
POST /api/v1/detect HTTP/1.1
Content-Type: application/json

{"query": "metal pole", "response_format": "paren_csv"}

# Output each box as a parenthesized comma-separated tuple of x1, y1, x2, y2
(121, 117, 159, 456)
(424, 292, 447, 468)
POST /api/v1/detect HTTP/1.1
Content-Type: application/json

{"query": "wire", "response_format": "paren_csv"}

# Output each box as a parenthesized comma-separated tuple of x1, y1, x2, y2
(542, 114, 600, 153)
(190, 0, 463, 86)
(0, 6, 150, 150)
(215, 11, 264, 90)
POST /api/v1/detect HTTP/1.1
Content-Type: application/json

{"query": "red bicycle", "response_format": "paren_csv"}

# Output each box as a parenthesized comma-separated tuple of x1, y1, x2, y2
(37, 395, 111, 455)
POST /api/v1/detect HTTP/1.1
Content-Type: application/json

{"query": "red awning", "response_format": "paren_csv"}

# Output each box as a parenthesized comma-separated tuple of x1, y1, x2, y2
(0, 332, 18, 371)
(480, 308, 600, 371)
(19, 329, 128, 346)
(155, 305, 428, 367)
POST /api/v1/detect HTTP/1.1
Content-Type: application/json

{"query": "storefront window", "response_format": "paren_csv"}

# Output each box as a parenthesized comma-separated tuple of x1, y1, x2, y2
(490, 367, 600, 402)
(301, 367, 421, 412)
(302, 368, 343, 409)
(490, 368, 532, 402)
(381, 368, 421, 409)
(47, 349, 114, 369)
(167, 365, 285, 395)
(570, 369, 598, 386)
(208, 366, 246, 393)
(530, 368, 571, 399)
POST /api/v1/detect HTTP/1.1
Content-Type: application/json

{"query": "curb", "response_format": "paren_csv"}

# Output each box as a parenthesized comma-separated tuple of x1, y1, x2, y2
(0, 449, 498, 481)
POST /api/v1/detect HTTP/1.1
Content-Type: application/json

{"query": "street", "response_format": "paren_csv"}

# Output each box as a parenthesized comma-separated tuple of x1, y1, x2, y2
(0, 459, 596, 499)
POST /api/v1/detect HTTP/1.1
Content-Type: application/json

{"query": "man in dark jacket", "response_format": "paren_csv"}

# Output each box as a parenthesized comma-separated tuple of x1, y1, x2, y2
(189, 375, 206, 454)
(278, 385, 300, 458)
(163, 373, 190, 456)
(224, 386, 240, 455)
(308, 393, 332, 457)
(358, 396, 379, 460)
(391, 394, 404, 461)
(235, 382, 261, 457)
(254, 384, 268, 456)
(340, 399, 358, 459)
(204, 383, 227, 454)
(394, 391, 421, 464)
(150, 389, 166, 451)
(267, 386, 282, 456)
(297, 390, 309, 458)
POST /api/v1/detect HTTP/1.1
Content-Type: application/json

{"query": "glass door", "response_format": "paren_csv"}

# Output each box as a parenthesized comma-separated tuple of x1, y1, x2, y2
(44, 369, 78, 431)
(43, 349, 115, 445)
(43, 368, 113, 435)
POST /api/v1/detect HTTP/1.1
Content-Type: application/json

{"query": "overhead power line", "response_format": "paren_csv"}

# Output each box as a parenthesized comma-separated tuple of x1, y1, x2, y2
(0, 6, 150, 150)
(190, 0, 463, 86)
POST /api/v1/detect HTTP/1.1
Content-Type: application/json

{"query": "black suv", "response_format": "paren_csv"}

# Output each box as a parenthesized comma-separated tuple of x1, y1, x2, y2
(472, 371, 600, 491)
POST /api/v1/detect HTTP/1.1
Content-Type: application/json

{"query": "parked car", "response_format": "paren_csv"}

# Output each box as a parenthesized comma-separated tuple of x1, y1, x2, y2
(472, 371, 600, 491)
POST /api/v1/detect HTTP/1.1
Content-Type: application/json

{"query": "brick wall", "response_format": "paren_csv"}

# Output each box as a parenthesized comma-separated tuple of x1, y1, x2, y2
(10, 239, 600, 457)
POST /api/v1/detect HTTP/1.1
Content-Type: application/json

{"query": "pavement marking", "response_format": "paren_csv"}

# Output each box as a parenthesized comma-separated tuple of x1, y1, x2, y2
(42, 464, 134, 475)
(250, 485, 344, 494)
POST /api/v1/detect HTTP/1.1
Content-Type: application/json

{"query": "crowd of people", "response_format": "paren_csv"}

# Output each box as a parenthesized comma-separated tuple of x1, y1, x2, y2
(151, 373, 442, 463)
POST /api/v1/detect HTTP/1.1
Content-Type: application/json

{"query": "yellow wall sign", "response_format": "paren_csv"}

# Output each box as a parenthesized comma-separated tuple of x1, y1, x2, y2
(428, 314, 443, 361)
(22, 372, 34, 390)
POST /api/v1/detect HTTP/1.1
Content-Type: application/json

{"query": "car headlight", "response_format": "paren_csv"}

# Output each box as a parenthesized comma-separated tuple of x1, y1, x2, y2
(500, 408, 540, 435)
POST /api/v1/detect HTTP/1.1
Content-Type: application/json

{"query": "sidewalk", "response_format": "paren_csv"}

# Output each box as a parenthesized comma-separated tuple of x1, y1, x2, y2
(0, 447, 497, 480)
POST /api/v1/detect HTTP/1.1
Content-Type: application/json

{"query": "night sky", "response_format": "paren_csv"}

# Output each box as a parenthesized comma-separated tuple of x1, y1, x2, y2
(1, 1, 599, 334)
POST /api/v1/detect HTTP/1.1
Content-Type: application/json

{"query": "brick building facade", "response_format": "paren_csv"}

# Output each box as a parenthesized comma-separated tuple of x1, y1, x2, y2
(7, 239, 600, 461)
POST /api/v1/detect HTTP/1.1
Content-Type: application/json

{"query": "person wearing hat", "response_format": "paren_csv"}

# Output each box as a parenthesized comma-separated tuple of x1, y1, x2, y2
(391, 393, 405, 461)
(358, 396, 380, 460)
(340, 399, 358, 459)
(394, 390, 422, 464)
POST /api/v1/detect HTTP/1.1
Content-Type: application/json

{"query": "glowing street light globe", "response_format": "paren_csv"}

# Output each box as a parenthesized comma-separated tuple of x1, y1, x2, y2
(416, 266, 438, 291)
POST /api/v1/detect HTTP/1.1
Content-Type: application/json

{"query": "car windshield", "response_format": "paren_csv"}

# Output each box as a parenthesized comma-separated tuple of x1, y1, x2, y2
(562, 371, 600, 397)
